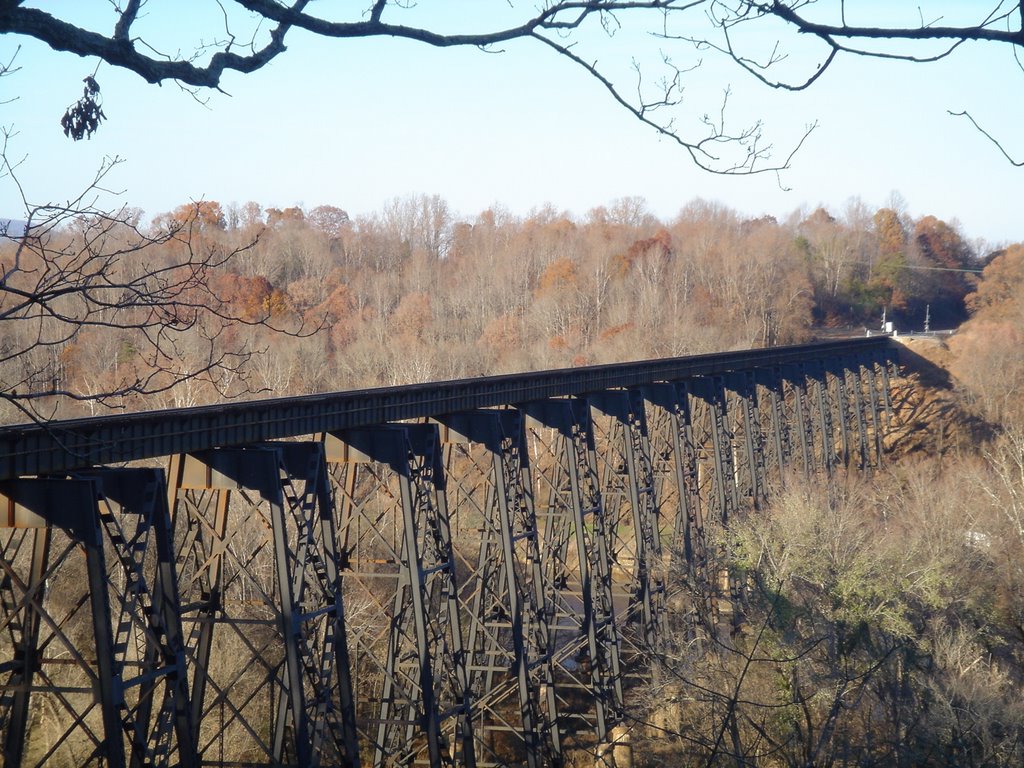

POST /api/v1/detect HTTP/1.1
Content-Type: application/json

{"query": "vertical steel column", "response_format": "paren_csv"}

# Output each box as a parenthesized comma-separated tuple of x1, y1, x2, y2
(690, 376, 738, 526)
(755, 368, 790, 489)
(78, 468, 197, 768)
(807, 361, 836, 475)
(877, 347, 897, 427)
(641, 383, 702, 575)
(589, 389, 666, 651)
(272, 442, 360, 767)
(641, 381, 711, 637)
(167, 450, 228, 757)
(82, 484, 127, 768)
(270, 452, 318, 768)
(724, 372, 767, 509)
(1, 502, 51, 768)
(2, 472, 198, 768)
(669, 382, 705, 576)
(436, 409, 561, 767)
(0, 479, 125, 768)
(689, 376, 745, 633)
(325, 424, 475, 768)
(625, 386, 667, 648)
(862, 353, 886, 464)
(170, 445, 353, 766)
(633, 387, 682, 613)
(521, 398, 623, 744)
(504, 409, 564, 767)
(827, 359, 853, 467)
(781, 365, 815, 476)
(174, 448, 306, 765)
(845, 360, 872, 471)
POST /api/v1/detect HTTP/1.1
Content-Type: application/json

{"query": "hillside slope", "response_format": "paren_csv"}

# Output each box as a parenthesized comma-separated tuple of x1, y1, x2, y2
(886, 335, 994, 458)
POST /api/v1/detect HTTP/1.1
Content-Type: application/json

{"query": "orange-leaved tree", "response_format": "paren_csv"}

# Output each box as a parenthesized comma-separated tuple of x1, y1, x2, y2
(950, 243, 1024, 425)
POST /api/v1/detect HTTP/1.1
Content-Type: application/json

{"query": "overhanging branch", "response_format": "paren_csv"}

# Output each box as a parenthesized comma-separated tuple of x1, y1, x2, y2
(2, 1, 1022, 167)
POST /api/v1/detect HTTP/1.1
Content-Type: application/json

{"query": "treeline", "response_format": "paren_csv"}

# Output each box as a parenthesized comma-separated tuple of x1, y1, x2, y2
(0, 193, 1000, 421)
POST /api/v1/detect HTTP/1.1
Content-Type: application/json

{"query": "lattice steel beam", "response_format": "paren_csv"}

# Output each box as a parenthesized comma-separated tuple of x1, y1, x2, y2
(435, 409, 561, 767)
(521, 398, 623, 745)
(325, 425, 474, 768)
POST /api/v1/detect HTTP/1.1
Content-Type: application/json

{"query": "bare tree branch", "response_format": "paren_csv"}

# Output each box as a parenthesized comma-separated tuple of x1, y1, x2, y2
(2, 2, 1023, 169)
(949, 109, 1024, 167)
(112, 0, 142, 42)
(761, 0, 1023, 49)
(0, 134, 318, 420)
(532, 28, 816, 175)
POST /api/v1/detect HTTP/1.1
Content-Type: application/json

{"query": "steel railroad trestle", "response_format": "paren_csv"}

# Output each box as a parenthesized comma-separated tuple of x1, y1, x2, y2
(0, 337, 898, 767)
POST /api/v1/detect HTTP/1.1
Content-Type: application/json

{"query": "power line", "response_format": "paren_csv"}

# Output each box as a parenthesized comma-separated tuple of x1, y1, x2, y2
(847, 260, 983, 274)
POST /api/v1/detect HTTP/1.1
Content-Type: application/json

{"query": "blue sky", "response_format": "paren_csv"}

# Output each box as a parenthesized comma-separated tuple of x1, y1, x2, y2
(1, 2, 1021, 246)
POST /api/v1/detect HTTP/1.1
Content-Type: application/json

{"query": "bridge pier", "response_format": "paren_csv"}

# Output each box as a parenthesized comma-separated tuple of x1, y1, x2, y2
(435, 409, 561, 768)
(1, 469, 195, 768)
(589, 389, 666, 654)
(756, 367, 790, 491)
(641, 382, 708, 625)
(325, 424, 475, 768)
(522, 398, 624, 748)
(167, 444, 359, 767)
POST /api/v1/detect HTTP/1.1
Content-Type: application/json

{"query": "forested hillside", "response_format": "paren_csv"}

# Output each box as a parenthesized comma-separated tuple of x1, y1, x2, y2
(5, 191, 1024, 765)
(0, 194, 992, 422)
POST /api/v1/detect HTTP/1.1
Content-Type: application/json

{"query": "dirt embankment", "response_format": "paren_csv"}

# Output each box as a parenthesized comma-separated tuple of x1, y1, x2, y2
(885, 335, 994, 459)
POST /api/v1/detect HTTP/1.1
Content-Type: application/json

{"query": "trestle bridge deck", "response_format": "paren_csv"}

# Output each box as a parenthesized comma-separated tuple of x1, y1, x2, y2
(0, 336, 898, 767)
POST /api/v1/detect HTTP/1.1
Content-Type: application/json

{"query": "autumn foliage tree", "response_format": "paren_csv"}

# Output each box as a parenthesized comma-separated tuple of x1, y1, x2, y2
(169, 201, 226, 232)
(868, 207, 912, 317)
(0, 144, 320, 421)
(211, 272, 290, 323)
(911, 215, 976, 327)
(950, 243, 1024, 424)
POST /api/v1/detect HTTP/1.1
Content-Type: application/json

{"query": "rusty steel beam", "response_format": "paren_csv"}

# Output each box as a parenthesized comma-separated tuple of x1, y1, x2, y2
(0, 338, 896, 481)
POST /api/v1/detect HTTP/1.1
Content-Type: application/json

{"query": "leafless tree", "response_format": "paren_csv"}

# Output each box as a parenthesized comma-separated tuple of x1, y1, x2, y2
(5, 2, 1023, 171)
(0, 133, 310, 422)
